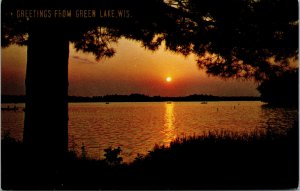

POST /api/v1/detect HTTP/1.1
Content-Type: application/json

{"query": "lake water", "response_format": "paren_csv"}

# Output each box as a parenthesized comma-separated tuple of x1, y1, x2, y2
(1, 101, 298, 162)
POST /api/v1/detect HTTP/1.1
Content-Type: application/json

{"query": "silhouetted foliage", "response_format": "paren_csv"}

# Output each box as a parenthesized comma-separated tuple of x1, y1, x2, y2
(166, 0, 298, 80)
(73, 27, 119, 61)
(104, 146, 123, 166)
(257, 69, 298, 106)
(1, 95, 25, 103)
(80, 143, 88, 160)
(2, 0, 298, 78)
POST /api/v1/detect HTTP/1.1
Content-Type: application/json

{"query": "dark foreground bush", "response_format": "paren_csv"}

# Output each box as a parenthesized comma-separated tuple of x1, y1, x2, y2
(2, 121, 298, 189)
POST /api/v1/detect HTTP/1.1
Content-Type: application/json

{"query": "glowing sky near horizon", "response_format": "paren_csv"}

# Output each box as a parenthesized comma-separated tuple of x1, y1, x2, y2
(1, 38, 259, 97)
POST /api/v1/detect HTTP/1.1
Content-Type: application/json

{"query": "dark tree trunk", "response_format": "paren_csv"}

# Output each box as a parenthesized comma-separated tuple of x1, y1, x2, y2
(24, 26, 69, 163)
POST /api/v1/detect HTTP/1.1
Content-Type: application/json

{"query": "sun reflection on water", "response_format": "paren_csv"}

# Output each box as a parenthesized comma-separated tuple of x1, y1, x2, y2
(2, 102, 298, 162)
(163, 102, 177, 145)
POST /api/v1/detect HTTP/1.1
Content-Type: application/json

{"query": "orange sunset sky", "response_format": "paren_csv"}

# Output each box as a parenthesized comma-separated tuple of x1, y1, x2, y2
(1, 38, 259, 97)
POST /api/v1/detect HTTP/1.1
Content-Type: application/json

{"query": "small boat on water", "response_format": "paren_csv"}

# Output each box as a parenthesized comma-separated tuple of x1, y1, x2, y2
(166, 101, 172, 104)
(201, 101, 208, 104)
(105, 102, 110, 104)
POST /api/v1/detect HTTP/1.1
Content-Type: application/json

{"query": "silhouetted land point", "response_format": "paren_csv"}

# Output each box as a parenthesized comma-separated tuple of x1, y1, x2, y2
(2, 121, 298, 189)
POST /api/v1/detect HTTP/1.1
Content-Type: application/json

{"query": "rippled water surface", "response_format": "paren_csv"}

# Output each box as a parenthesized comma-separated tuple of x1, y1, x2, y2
(1, 101, 298, 162)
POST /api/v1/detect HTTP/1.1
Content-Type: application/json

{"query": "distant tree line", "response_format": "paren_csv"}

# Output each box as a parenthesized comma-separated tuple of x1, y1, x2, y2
(2, 94, 260, 103)
(1, 95, 26, 103)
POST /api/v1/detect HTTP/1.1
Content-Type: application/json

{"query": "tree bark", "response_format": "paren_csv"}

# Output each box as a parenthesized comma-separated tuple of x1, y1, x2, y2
(24, 26, 69, 163)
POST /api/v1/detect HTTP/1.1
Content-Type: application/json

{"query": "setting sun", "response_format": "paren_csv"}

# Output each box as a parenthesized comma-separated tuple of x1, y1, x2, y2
(166, 77, 172, 82)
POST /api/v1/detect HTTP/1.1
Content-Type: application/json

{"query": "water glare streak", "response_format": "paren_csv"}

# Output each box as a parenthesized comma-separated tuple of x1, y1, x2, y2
(163, 102, 177, 145)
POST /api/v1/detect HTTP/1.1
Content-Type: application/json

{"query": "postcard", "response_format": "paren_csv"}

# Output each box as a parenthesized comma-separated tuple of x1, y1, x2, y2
(1, 0, 298, 189)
